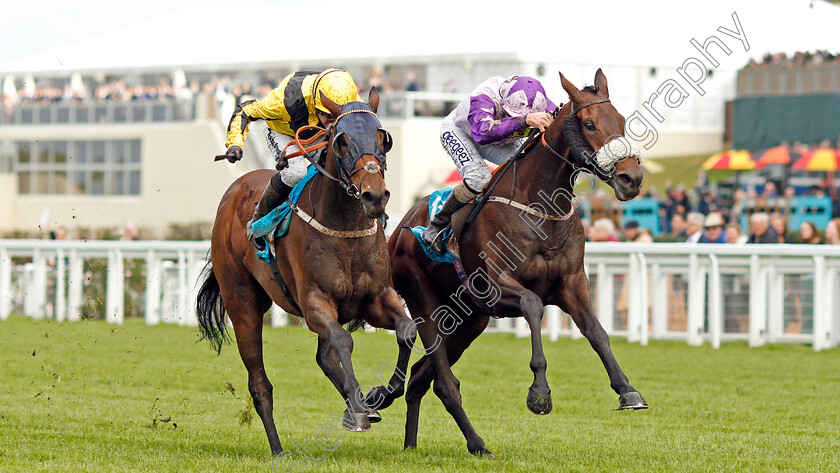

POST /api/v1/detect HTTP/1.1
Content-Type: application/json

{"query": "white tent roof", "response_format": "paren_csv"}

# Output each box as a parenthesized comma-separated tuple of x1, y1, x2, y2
(2, 0, 840, 76)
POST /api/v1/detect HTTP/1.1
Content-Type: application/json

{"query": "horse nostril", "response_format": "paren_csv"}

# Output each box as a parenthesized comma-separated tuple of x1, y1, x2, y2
(617, 173, 634, 188)
(360, 191, 376, 205)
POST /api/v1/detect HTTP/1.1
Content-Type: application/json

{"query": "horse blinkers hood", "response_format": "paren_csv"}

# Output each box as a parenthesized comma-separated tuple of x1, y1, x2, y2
(331, 105, 390, 170)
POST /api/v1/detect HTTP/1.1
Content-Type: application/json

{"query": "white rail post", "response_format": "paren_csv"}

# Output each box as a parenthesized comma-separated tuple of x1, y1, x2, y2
(833, 268, 840, 350)
(515, 317, 530, 338)
(596, 262, 613, 333)
(185, 250, 202, 327)
(686, 253, 705, 346)
(106, 249, 124, 324)
(812, 256, 833, 352)
(67, 249, 83, 322)
(627, 254, 641, 343)
(177, 250, 188, 326)
(651, 263, 667, 340)
(145, 249, 161, 325)
(766, 266, 783, 343)
(545, 305, 561, 342)
(495, 317, 512, 333)
(708, 254, 722, 349)
(0, 248, 11, 320)
(638, 253, 649, 346)
(271, 304, 288, 328)
(32, 249, 47, 320)
(748, 254, 767, 347)
(55, 249, 67, 322)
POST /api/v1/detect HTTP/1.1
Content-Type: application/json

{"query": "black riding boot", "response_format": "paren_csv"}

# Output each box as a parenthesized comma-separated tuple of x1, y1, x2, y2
(247, 173, 293, 252)
(421, 194, 468, 254)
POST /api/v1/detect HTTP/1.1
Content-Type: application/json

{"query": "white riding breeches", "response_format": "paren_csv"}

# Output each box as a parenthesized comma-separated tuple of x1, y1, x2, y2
(440, 115, 522, 193)
(263, 124, 308, 186)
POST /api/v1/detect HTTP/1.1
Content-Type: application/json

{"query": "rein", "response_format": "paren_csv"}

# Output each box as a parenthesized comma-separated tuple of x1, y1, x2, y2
(465, 98, 616, 227)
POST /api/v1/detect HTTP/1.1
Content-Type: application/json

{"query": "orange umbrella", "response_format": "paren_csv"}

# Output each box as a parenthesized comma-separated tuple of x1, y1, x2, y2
(792, 147, 840, 171)
(701, 150, 760, 170)
(754, 145, 802, 166)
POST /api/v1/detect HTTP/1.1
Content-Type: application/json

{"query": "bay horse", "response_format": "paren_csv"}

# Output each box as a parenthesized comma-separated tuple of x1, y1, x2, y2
(388, 69, 647, 457)
(196, 89, 417, 456)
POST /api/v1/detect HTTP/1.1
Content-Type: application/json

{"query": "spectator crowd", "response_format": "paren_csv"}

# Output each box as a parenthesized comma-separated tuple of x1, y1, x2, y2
(745, 49, 840, 69)
(581, 171, 840, 246)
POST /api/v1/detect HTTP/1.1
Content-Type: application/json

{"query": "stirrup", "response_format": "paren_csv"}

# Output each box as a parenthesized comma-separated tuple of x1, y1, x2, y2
(424, 225, 450, 254)
(246, 221, 265, 251)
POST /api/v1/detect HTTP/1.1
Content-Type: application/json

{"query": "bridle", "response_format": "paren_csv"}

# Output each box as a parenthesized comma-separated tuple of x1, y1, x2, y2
(570, 98, 611, 115)
(541, 98, 611, 161)
(541, 98, 641, 177)
(290, 107, 390, 199)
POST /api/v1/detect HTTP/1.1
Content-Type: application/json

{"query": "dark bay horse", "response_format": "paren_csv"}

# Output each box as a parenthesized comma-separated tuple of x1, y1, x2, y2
(388, 70, 647, 457)
(196, 89, 417, 455)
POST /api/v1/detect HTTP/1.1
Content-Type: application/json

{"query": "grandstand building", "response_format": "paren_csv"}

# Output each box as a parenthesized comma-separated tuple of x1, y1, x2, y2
(0, 6, 736, 236)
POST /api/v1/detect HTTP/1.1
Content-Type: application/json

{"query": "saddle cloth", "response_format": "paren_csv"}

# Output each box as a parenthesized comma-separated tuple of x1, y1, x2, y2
(251, 165, 319, 262)
(408, 187, 477, 264)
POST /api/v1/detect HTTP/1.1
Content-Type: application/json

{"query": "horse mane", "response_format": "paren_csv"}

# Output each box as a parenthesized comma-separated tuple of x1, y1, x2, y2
(562, 112, 595, 167)
(581, 85, 600, 94)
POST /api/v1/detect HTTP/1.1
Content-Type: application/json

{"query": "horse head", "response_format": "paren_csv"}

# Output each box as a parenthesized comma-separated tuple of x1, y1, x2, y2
(558, 69, 643, 201)
(319, 88, 392, 218)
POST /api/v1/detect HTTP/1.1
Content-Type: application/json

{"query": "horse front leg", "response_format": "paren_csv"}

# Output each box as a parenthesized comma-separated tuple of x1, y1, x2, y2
(305, 291, 375, 432)
(495, 278, 552, 415)
(558, 271, 648, 409)
(363, 288, 417, 411)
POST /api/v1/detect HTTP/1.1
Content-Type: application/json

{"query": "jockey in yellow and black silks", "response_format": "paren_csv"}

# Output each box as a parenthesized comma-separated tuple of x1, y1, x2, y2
(220, 68, 360, 250)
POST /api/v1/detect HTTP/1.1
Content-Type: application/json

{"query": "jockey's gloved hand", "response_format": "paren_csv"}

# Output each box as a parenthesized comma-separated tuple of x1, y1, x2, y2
(525, 112, 553, 132)
(225, 145, 243, 163)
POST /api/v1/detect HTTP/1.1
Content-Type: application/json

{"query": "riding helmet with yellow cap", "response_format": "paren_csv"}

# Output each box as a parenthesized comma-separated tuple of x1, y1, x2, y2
(312, 69, 360, 114)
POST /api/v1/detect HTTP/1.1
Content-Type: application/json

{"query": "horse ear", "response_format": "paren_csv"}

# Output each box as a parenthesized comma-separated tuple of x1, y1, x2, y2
(594, 68, 609, 97)
(319, 91, 343, 118)
(559, 71, 583, 105)
(368, 86, 380, 114)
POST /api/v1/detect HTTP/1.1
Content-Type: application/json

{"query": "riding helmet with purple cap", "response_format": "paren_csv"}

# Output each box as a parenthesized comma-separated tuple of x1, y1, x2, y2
(500, 76, 551, 117)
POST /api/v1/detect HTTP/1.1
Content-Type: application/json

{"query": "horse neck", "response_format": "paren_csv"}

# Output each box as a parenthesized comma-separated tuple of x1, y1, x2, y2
(312, 150, 368, 229)
(501, 113, 576, 215)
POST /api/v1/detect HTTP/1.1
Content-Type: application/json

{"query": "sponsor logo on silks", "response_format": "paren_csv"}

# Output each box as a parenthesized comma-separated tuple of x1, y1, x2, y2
(442, 131, 471, 166)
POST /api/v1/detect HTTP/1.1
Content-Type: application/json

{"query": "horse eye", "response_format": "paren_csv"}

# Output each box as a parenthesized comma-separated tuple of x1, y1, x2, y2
(584, 121, 596, 131)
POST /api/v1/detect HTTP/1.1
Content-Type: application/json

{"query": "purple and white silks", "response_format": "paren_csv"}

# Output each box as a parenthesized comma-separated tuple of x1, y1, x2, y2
(440, 76, 556, 192)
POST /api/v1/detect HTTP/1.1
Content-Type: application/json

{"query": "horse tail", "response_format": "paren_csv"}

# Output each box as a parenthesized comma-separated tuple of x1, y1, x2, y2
(196, 260, 229, 354)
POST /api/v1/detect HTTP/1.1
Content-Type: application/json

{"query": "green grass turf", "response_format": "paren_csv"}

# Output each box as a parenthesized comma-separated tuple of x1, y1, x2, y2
(1, 315, 839, 472)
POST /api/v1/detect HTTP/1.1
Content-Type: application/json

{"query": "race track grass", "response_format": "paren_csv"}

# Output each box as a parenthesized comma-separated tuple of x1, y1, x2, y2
(1, 315, 839, 472)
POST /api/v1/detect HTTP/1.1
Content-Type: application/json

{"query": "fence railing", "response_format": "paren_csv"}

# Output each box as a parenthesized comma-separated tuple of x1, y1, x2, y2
(2, 239, 839, 351)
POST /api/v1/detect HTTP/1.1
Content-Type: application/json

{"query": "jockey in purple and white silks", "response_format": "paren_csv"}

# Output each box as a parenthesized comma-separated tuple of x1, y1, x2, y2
(422, 76, 557, 253)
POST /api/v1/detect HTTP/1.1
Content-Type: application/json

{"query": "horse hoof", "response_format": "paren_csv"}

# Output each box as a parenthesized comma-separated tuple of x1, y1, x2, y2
(365, 385, 396, 410)
(341, 410, 372, 432)
(526, 389, 553, 415)
(619, 391, 649, 410)
(367, 409, 382, 423)
(470, 447, 495, 459)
